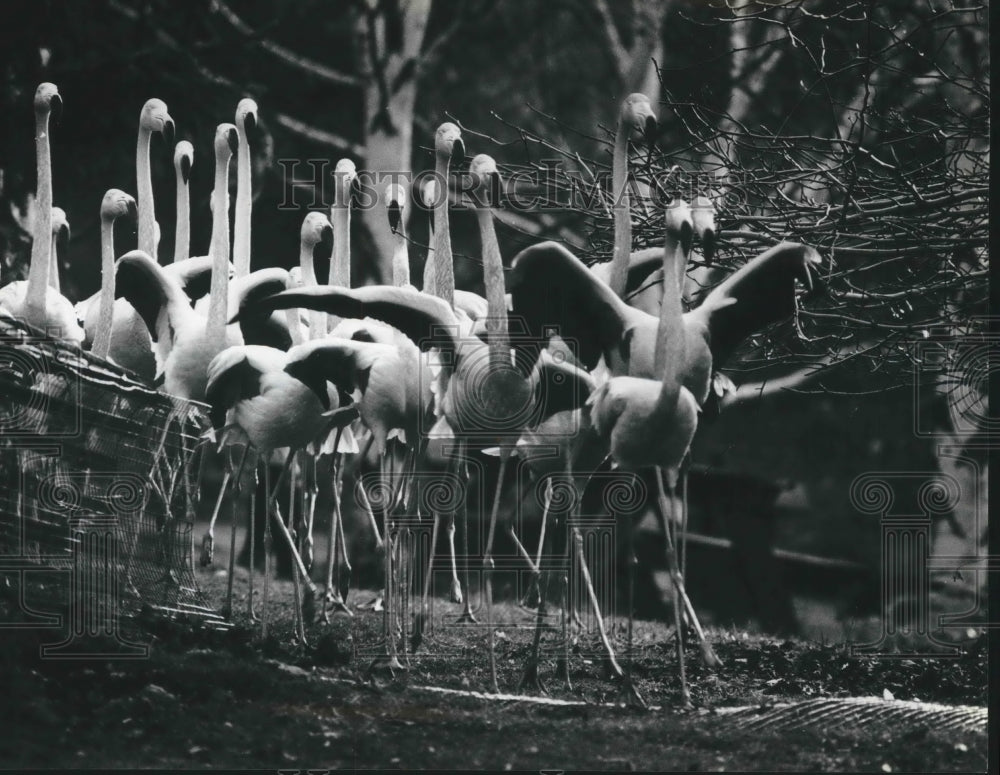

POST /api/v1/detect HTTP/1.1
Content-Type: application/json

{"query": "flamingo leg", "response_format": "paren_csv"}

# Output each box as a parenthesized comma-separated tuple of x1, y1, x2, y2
(247, 463, 259, 622)
(262, 461, 273, 638)
(453, 444, 477, 623)
(264, 446, 319, 628)
(518, 477, 555, 694)
(200, 468, 230, 567)
(482, 447, 511, 694)
(335, 456, 353, 603)
(222, 444, 250, 619)
(287, 452, 307, 645)
(411, 477, 442, 653)
(303, 451, 318, 571)
(368, 450, 405, 675)
(322, 429, 351, 621)
(521, 477, 552, 608)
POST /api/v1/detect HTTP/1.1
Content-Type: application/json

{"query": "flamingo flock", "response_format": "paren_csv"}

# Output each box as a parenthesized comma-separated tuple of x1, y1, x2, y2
(0, 83, 824, 706)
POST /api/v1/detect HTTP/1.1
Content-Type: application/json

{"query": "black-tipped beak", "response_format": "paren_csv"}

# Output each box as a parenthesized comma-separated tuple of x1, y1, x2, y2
(50, 93, 63, 125)
(180, 155, 191, 185)
(319, 223, 334, 252)
(643, 114, 657, 147)
(450, 137, 465, 166)
(126, 198, 138, 222)
(163, 118, 175, 149)
(701, 228, 716, 265)
(244, 111, 257, 135)
(388, 200, 402, 233)
(679, 221, 694, 257)
(284, 361, 332, 410)
(227, 127, 239, 155)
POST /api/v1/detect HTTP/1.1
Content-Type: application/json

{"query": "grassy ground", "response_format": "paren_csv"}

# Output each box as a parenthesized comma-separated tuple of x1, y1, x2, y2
(0, 543, 987, 772)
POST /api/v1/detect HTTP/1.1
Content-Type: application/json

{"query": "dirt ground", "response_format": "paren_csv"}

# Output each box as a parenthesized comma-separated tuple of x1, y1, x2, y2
(1, 544, 988, 773)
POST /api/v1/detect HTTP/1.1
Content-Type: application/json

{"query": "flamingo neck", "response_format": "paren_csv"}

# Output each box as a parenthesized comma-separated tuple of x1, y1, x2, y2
(174, 172, 190, 263)
(330, 205, 350, 288)
(299, 242, 325, 340)
(233, 129, 252, 278)
(206, 153, 232, 335)
(477, 208, 509, 364)
(654, 233, 686, 405)
(136, 127, 156, 258)
(25, 110, 53, 325)
(608, 122, 632, 300)
(392, 225, 410, 288)
(432, 156, 455, 307)
(49, 228, 60, 292)
(422, 248, 437, 296)
(93, 216, 117, 358)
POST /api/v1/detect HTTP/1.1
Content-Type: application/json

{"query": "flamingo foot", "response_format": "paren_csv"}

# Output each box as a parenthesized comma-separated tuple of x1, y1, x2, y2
(554, 656, 573, 690)
(453, 607, 478, 625)
(615, 675, 649, 710)
(321, 588, 354, 622)
(367, 654, 406, 678)
(355, 592, 384, 612)
(517, 660, 548, 696)
(199, 534, 214, 567)
(699, 640, 722, 669)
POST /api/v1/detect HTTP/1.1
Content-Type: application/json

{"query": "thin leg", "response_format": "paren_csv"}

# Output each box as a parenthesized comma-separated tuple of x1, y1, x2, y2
(247, 463, 259, 622)
(223, 445, 251, 619)
(322, 433, 352, 621)
(262, 461, 273, 638)
(335, 456, 353, 602)
(303, 452, 318, 571)
(522, 477, 553, 608)
(411, 499, 442, 653)
(368, 451, 405, 676)
(455, 445, 478, 623)
(679, 456, 690, 582)
(200, 469, 230, 567)
(519, 477, 556, 694)
(482, 448, 511, 694)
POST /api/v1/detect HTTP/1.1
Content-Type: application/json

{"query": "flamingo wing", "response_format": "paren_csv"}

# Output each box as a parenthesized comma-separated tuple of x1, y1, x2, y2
(686, 242, 823, 367)
(114, 250, 186, 346)
(509, 241, 640, 371)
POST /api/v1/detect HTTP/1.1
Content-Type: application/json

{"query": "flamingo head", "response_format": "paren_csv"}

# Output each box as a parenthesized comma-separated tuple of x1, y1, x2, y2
(691, 195, 717, 264)
(301, 211, 333, 251)
(435, 122, 464, 165)
(174, 140, 194, 185)
(621, 92, 657, 146)
(215, 122, 239, 161)
(100, 189, 137, 224)
(333, 158, 358, 210)
(385, 182, 406, 233)
(468, 154, 502, 209)
(664, 197, 694, 256)
(236, 97, 258, 136)
(140, 98, 174, 147)
(50, 207, 70, 245)
(34, 82, 62, 124)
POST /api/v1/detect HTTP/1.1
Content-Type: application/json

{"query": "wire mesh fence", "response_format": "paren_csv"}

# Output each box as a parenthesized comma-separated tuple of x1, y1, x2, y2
(0, 315, 226, 645)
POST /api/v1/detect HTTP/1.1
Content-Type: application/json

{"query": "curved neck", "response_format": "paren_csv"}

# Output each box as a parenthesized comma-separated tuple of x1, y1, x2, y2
(136, 127, 156, 258)
(608, 122, 631, 299)
(233, 128, 252, 278)
(206, 152, 232, 336)
(25, 109, 53, 322)
(93, 216, 117, 358)
(477, 208, 509, 364)
(174, 172, 190, 263)
(654, 232, 686, 403)
(432, 157, 455, 307)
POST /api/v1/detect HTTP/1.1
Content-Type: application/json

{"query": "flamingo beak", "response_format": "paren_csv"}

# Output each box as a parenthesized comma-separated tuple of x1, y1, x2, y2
(50, 93, 63, 125)
(125, 198, 138, 222)
(227, 127, 239, 155)
(320, 222, 334, 252)
(679, 221, 694, 258)
(388, 200, 402, 233)
(701, 227, 717, 265)
(179, 154, 191, 185)
(162, 118, 175, 149)
(450, 136, 465, 166)
(244, 110, 257, 135)
(642, 113, 657, 147)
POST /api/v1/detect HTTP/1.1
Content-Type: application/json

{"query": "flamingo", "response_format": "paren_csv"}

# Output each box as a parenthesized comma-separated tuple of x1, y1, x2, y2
(585, 199, 700, 705)
(233, 98, 258, 279)
(205, 340, 359, 639)
(91, 190, 138, 359)
(172, 141, 194, 263)
(136, 99, 175, 259)
(508, 229, 823, 699)
(48, 207, 69, 293)
(0, 83, 83, 344)
(113, 123, 242, 401)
